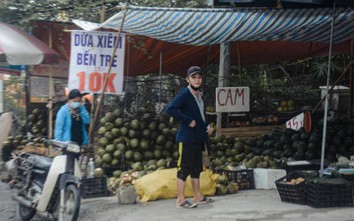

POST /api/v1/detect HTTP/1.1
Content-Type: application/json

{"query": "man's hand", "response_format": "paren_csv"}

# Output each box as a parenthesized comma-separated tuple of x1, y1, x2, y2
(207, 127, 214, 136)
(189, 120, 196, 128)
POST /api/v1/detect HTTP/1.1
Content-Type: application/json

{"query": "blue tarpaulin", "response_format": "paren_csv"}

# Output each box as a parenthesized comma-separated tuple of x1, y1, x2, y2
(74, 6, 354, 46)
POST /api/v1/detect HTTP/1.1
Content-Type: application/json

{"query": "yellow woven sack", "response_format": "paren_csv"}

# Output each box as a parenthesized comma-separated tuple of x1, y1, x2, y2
(134, 168, 216, 202)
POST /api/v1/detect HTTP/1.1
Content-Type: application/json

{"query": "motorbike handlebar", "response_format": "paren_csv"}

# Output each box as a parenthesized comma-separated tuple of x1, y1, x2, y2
(46, 140, 78, 148)
(46, 140, 81, 154)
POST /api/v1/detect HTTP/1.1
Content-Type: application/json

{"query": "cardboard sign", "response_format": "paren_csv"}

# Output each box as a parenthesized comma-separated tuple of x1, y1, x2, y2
(69, 30, 125, 94)
(29, 76, 67, 103)
(286, 111, 311, 132)
(216, 87, 250, 112)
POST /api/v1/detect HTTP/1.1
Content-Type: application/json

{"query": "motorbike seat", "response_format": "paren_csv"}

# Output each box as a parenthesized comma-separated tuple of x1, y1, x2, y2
(28, 155, 53, 170)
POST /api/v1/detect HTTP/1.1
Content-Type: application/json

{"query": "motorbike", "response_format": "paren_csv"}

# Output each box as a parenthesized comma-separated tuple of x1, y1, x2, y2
(9, 140, 82, 221)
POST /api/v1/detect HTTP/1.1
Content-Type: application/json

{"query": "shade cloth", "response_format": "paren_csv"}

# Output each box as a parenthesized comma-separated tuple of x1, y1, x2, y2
(73, 6, 354, 46)
(32, 20, 351, 77)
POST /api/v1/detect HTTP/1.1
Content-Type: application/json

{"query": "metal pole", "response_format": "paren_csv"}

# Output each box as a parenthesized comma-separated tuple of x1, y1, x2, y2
(320, 1, 336, 177)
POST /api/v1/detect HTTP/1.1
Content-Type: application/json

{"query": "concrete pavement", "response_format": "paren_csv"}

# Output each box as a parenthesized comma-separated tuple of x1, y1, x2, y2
(1, 179, 354, 221)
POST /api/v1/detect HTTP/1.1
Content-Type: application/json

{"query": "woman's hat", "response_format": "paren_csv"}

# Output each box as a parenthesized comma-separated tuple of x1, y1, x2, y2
(68, 89, 83, 100)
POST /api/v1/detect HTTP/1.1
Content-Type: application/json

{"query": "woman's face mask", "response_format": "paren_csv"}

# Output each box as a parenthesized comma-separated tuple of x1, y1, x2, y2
(70, 101, 81, 109)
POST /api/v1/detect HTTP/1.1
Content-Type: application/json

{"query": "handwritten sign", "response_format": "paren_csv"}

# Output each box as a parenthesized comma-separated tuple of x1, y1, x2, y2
(286, 111, 311, 132)
(69, 30, 125, 94)
(216, 87, 250, 112)
(30, 76, 67, 103)
(286, 113, 304, 131)
(286, 111, 312, 133)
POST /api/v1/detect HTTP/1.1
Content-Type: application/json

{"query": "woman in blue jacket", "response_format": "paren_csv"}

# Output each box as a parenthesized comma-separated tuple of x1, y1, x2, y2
(54, 89, 90, 146)
(166, 66, 214, 209)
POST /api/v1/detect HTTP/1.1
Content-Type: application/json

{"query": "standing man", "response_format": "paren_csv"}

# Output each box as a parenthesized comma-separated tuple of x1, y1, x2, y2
(166, 66, 214, 209)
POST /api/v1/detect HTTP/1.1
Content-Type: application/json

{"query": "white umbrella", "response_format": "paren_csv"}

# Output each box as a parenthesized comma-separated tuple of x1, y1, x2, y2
(0, 22, 60, 65)
(0, 22, 61, 140)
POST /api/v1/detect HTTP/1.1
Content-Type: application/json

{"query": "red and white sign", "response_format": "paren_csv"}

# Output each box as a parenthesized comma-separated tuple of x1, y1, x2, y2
(286, 112, 304, 131)
(216, 87, 250, 112)
(69, 30, 125, 94)
(286, 111, 311, 132)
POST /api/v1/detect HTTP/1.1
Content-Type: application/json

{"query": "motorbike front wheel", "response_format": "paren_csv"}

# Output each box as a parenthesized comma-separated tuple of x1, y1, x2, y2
(59, 184, 81, 221)
(19, 204, 36, 221)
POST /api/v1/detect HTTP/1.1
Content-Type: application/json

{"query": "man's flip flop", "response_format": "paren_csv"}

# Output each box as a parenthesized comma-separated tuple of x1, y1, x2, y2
(176, 200, 198, 209)
(195, 196, 215, 204)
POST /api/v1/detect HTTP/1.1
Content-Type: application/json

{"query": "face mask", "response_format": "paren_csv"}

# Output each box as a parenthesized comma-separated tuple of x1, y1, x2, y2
(190, 85, 200, 91)
(70, 102, 81, 109)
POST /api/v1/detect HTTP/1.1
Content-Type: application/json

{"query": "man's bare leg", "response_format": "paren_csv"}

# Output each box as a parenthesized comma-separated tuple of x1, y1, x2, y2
(176, 178, 186, 205)
(191, 178, 203, 201)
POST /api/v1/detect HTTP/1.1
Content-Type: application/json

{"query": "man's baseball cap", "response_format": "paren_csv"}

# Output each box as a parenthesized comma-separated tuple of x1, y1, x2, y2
(187, 66, 202, 77)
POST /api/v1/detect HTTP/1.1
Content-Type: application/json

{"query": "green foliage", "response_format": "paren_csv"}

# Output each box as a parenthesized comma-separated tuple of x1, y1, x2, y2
(2, 75, 26, 124)
(310, 57, 338, 79)
(0, 0, 208, 29)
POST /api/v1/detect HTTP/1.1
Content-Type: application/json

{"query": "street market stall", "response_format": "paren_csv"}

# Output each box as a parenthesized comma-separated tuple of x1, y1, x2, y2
(73, 3, 354, 163)
(3, 2, 354, 209)
(68, 4, 354, 207)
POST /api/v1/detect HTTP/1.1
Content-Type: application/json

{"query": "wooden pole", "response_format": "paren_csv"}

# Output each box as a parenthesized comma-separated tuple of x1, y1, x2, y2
(88, 6, 128, 142)
(48, 26, 53, 155)
(89, 0, 106, 144)
(216, 42, 231, 134)
(237, 42, 242, 82)
(83, 0, 107, 169)
(159, 51, 162, 112)
(100, 0, 106, 24)
(48, 26, 53, 139)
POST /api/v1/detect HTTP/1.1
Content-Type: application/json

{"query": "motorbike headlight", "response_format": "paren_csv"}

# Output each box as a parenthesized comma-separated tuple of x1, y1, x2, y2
(66, 142, 81, 153)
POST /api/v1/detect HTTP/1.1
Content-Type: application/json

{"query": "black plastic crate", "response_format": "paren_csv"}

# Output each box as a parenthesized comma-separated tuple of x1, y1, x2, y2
(306, 177, 353, 208)
(81, 176, 108, 199)
(217, 169, 255, 190)
(340, 174, 354, 196)
(275, 171, 316, 205)
(102, 166, 121, 177)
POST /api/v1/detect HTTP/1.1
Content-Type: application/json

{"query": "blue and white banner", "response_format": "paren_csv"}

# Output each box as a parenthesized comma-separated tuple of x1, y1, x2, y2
(69, 30, 125, 94)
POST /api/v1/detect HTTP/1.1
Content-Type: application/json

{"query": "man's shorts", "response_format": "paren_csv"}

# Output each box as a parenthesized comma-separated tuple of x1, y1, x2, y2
(176, 142, 203, 181)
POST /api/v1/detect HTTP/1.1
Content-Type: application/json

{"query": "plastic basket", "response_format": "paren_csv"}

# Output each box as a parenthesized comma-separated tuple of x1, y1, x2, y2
(217, 169, 255, 190)
(102, 166, 122, 177)
(254, 168, 286, 189)
(81, 176, 108, 199)
(306, 177, 353, 208)
(340, 174, 354, 196)
(275, 171, 316, 205)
